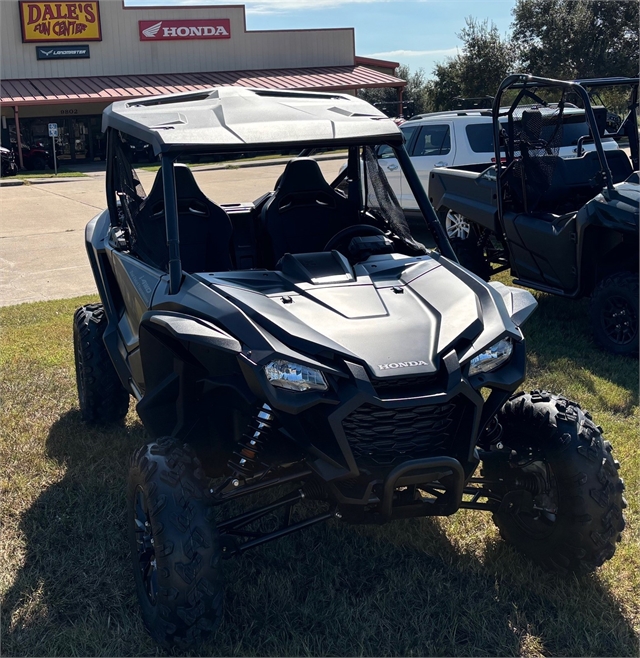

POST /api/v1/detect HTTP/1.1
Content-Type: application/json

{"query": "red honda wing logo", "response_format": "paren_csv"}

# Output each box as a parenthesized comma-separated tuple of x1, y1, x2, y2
(139, 19, 230, 41)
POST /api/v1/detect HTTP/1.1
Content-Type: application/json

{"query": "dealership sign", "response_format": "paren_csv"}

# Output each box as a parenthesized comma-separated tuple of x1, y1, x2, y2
(20, 1, 101, 42)
(36, 44, 90, 59)
(139, 19, 231, 41)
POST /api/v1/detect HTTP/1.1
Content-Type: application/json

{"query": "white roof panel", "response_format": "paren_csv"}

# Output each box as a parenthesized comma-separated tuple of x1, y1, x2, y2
(102, 86, 403, 153)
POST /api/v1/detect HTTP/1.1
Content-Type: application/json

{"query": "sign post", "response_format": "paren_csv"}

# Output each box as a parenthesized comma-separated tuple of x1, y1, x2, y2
(48, 123, 58, 175)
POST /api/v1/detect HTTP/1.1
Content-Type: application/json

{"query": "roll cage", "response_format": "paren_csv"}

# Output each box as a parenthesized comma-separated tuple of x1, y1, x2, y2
(104, 88, 456, 295)
(492, 75, 639, 223)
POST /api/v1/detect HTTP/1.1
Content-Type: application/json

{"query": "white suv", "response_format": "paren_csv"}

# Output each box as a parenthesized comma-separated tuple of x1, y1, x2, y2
(377, 108, 619, 237)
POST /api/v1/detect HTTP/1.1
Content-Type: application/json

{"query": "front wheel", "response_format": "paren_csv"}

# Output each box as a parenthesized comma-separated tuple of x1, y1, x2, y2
(483, 391, 626, 573)
(589, 272, 638, 356)
(128, 439, 224, 648)
(30, 155, 47, 171)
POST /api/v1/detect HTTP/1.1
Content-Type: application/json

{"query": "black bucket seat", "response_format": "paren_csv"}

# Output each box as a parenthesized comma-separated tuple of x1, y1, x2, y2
(261, 157, 354, 263)
(133, 164, 233, 273)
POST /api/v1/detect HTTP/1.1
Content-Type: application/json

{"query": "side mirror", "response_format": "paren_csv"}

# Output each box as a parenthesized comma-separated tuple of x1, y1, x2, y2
(376, 145, 395, 159)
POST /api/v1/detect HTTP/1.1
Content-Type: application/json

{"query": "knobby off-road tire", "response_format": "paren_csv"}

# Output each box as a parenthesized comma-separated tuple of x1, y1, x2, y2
(492, 391, 626, 574)
(589, 272, 639, 356)
(128, 438, 224, 648)
(73, 303, 129, 423)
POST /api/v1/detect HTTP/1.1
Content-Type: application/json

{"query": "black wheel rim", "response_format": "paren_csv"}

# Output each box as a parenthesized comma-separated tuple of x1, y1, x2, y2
(509, 498, 557, 539)
(602, 295, 638, 346)
(134, 486, 158, 605)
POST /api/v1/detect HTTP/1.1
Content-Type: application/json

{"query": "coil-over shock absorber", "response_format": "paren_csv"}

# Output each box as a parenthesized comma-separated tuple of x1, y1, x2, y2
(514, 471, 549, 495)
(233, 403, 274, 477)
(216, 403, 275, 495)
(483, 416, 503, 447)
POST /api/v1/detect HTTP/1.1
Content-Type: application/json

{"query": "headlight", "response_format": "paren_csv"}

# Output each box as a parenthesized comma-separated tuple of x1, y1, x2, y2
(469, 338, 513, 376)
(264, 360, 328, 392)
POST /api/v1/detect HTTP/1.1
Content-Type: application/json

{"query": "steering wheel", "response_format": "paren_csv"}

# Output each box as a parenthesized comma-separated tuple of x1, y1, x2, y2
(324, 224, 386, 253)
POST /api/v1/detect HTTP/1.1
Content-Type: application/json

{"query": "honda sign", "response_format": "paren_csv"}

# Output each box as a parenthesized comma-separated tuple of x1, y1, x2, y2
(138, 19, 230, 41)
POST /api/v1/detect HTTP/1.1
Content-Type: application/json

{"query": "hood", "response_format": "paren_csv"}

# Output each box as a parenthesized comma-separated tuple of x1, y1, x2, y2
(197, 253, 515, 379)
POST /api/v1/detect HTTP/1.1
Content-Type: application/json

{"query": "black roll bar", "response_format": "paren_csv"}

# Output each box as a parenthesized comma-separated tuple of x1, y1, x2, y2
(105, 128, 117, 226)
(161, 154, 182, 295)
(394, 145, 458, 262)
(491, 74, 630, 225)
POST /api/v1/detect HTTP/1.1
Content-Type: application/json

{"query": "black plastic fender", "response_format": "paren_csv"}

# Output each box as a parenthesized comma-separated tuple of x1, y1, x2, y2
(429, 166, 499, 233)
(487, 281, 538, 327)
(136, 311, 250, 441)
(145, 312, 242, 354)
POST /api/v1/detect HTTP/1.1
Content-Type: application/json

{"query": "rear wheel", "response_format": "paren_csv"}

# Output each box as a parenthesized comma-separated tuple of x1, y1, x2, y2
(73, 303, 129, 423)
(128, 438, 224, 647)
(438, 209, 491, 279)
(589, 272, 638, 356)
(441, 208, 471, 240)
(450, 237, 491, 280)
(484, 391, 626, 573)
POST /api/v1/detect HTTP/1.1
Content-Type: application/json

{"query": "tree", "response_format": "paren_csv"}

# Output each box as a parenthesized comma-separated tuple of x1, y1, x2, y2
(427, 18, 515, 110)
(426, 58, 465, 112)
(360, 64, 433, 116)
(512, 0, 640, 78)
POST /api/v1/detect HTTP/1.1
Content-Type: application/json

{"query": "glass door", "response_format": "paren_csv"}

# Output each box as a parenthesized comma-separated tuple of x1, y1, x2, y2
(88, 116, 105, 161)
(71, 118, 89, 161)
(56, 119, 72, 161)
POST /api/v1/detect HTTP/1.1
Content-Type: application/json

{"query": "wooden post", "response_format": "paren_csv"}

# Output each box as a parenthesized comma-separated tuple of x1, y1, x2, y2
(14, 106, 24, 170)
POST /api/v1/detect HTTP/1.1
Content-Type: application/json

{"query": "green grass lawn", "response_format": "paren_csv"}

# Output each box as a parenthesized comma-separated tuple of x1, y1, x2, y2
(135, 150, 348, 172)
(15, 168, 88, 179)
(1, 292, 638, 657)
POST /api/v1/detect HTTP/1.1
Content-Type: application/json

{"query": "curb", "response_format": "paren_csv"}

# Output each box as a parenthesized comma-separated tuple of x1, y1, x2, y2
(23, 176, 93, 185)
(1, 153, 348, 181)
(190, 152, 346, 173)
(0, 178, 25, 187)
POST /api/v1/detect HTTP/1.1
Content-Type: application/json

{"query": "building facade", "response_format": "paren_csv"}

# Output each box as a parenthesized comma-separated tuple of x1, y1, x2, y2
(0, 1, 403, 167)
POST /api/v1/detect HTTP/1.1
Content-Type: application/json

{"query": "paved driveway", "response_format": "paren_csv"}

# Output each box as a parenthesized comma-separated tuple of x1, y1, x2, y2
(0, 160, 343, 306)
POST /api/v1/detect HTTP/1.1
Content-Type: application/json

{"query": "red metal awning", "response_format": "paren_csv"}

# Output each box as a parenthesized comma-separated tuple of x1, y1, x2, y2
(1, 65, 404, 106)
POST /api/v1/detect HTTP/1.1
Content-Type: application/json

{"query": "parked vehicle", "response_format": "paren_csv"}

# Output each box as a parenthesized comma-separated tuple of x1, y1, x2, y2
(429, 75, 639, 355)
(374, 106, 619, 232)
(74, 87, 626, 648)
(126, 135, 156, 163)
(372, 99, 415, 124)
(1, 146, 18, 176)
(20, 141, 54, 171)
(449, 96, 493, 111)
(565, 88, 624, 134)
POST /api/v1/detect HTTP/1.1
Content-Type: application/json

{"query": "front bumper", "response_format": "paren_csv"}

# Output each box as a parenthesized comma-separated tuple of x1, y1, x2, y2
(238, 338, 527, 504)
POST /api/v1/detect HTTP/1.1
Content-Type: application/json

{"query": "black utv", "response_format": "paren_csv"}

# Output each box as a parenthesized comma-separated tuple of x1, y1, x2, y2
(74, 87, 626, 648)
(430, 75, 639, 355)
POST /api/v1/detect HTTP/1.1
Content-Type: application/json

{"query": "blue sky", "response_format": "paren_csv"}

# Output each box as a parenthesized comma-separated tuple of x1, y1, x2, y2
(125, 0, 516, 77)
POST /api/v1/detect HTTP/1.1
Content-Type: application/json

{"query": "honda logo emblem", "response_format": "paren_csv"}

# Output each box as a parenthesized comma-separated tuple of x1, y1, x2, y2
(139, 19, 231, 41)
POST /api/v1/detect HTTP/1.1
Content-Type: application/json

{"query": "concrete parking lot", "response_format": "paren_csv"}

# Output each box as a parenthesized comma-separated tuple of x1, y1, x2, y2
(0, 159, 343, 306)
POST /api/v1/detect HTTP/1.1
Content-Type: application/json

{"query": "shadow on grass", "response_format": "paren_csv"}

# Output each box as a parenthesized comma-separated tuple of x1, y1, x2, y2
(2, 411, 151, 657)
(3, 410, 637, 656)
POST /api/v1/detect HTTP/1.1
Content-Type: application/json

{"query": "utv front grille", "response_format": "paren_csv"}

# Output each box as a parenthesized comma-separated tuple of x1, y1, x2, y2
(342, 400, 461, 467)
(371, 374, 438, 398)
